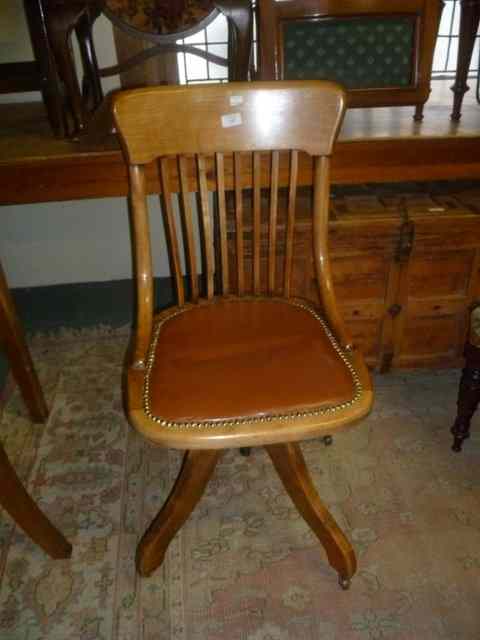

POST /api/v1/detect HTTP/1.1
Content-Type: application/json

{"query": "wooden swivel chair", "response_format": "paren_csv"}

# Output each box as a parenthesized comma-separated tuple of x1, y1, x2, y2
(0, 261, 72, 559)
(112, 80, 373, 588)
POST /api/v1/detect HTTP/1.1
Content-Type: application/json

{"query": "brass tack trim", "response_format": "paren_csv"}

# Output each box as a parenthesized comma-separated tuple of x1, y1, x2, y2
(143, 298, 363, 429)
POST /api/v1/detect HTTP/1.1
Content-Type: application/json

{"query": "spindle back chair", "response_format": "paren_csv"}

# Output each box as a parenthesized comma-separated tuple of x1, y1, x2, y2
(113, 81, 373, 586)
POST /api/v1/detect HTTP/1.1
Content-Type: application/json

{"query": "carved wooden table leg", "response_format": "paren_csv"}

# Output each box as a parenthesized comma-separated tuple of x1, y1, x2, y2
(451, 342, 480, 451)
(0, 442, 72, 558)
(0, 262, 48, 423)
(451, 0, 480, 121)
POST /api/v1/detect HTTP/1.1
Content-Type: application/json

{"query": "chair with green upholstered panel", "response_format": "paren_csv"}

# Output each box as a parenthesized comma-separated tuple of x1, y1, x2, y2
(258, 0, 443, 121)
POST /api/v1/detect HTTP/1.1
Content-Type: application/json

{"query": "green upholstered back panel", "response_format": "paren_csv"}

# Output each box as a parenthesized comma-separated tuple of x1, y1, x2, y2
(282, 17, 415, 88)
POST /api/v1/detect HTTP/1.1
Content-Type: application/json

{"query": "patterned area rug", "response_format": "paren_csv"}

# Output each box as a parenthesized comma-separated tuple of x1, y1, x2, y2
(1, 330, 479, 640)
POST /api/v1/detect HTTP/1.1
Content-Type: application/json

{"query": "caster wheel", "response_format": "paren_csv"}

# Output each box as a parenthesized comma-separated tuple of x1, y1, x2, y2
(339, 576, 351, 590)
(323, 435, 333, 447)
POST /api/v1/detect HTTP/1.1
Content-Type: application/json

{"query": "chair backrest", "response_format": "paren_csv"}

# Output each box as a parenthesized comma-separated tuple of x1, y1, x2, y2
(112, 80, 350, 364)
(257, 0, 443, 109)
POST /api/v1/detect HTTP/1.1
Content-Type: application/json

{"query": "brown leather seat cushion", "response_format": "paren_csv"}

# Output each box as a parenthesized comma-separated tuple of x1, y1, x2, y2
(147, 299, 355, 423)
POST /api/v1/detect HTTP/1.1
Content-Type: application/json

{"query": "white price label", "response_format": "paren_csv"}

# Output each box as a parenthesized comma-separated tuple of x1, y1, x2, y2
(221, 113, 242, 128)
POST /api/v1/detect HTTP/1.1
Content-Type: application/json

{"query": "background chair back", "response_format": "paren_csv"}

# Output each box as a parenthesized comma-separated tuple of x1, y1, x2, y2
(81, 0, 253, 110)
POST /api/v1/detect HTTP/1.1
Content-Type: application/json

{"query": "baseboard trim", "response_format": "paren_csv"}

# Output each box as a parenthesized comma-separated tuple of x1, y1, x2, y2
(10, 277, 175, 334)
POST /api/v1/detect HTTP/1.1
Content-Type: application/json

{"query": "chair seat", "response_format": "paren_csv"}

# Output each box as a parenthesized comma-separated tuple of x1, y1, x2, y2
(144, 298, 361, 427)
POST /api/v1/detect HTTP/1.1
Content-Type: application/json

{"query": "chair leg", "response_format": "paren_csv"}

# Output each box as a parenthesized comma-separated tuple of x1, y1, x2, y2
(450, 1, 480, 121)
(0, 442, 72, 559)
(136, 449, 222, 577)
(413, 103, 424, 122)
(451, 360, 480, 452)
(46, 5, 90, 137)
(265, 442, 356, 589)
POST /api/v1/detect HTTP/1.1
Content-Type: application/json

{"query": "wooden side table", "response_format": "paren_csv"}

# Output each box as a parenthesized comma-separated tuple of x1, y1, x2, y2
(451, 0, 480, 120)
(0, 261, 72, 558)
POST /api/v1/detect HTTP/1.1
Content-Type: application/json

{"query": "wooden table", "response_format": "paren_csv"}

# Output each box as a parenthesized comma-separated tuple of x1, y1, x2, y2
(1, 80, 480, 205)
